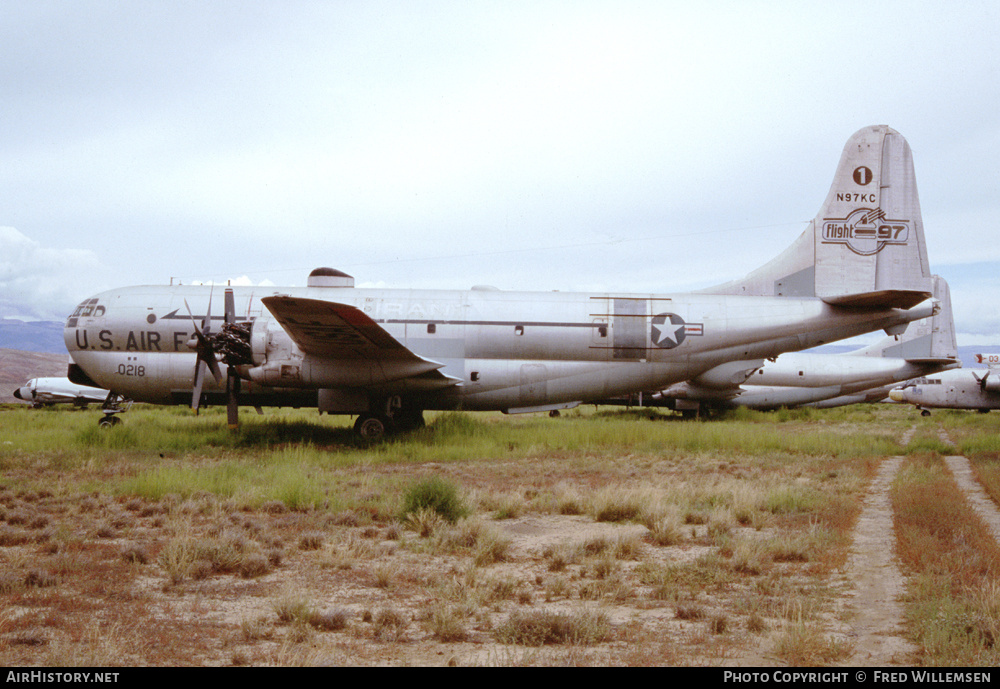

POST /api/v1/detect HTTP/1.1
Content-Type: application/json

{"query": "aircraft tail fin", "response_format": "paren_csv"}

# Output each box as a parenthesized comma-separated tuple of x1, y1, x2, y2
(855, 275, 959, 363)
(702, 125, 933, 308)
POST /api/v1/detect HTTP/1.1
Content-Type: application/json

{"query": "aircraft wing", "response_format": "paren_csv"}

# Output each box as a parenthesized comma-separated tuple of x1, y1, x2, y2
(260, 295, 461, 388)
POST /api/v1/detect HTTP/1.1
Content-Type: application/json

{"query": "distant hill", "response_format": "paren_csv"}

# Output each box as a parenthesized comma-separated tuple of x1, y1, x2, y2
(0, 319, 66, 354)
(0, 348, 68, 403)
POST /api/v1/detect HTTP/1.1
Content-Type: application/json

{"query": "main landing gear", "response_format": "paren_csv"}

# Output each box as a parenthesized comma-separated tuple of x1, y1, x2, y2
(352, 401, 425, 441)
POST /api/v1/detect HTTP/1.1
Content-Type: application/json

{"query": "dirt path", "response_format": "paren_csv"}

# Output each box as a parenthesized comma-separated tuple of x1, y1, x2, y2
(834, 424, 1000, 666)
(944, 456, 1000, 540)
(936, 427, 1000, 542)
(838, 452, 917, 665)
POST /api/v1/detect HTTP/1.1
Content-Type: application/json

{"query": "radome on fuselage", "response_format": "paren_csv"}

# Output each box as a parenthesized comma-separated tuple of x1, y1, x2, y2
(64, 125, 939, 437)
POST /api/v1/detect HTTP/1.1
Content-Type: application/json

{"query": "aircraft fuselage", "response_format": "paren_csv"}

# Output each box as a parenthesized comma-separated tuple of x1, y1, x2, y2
(65, 284, 929, 414)
(890, 370, 1000, 412)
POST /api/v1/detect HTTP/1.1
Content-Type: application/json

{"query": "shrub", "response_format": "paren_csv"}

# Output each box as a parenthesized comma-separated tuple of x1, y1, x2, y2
(401, 476, 467, 523)
(406, 507, 445, 537)
(308, 608, 349, 631)
(298, 532, 325, 551)
(121, 545, 150, 564)
(495, 609, 610, 646)
(238, 553, 271, 578)
(274, 593, 313, 624)
(373, 608, 408, 642)
(427, 605, 468, 642)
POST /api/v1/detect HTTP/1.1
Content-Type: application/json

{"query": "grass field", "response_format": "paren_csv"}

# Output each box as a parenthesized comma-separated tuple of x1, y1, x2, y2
(1, 402, 998, 666)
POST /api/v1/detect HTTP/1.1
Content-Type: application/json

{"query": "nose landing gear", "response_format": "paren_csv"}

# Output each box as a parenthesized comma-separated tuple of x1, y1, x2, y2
(98, 391, 132, 428)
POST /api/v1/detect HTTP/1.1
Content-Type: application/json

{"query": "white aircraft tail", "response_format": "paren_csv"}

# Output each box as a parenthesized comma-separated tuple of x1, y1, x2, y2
(856, 275, 958, 363)
(704, 125, 933, 308)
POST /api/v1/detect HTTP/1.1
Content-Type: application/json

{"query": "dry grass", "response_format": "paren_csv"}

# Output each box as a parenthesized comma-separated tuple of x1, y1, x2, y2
(892, 455, 1000, 665)
(773, 618, 853, 665)
(494, 609, 611, 646)
(0, 403, 995, 665)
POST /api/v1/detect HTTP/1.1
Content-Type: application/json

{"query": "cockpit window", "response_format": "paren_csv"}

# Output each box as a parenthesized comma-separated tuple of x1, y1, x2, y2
(66, 298, 105, 327)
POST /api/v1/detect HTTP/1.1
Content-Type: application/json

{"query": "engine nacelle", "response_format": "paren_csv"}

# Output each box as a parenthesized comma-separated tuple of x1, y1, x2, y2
(690, 359, 764, 389)
(244, 316, 443, 388)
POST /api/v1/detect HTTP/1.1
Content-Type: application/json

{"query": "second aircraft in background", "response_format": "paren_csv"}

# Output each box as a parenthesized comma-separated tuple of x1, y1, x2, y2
(889, 356, 1000, 415)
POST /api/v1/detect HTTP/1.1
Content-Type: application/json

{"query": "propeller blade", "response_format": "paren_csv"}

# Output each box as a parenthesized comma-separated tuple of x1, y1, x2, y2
(203, 352, 223, 386)
(226, 372, 240, 429)
(192, 361, 206, 413)
(225, 287, 235, 326)
(203, 289, 214, 335)
(184, 298, 223, 388)
(974, 371, 989, 391)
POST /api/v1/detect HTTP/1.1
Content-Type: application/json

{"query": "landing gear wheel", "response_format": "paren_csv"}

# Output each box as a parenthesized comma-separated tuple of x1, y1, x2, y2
(393, 408, 425, 432)
(920, 409, 931, 417)
(354, 413, 392, 440)
(99, 415, 121, 428)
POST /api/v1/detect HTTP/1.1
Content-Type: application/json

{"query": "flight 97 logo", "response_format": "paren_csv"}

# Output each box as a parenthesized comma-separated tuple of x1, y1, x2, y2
(821, 207, 910, 256)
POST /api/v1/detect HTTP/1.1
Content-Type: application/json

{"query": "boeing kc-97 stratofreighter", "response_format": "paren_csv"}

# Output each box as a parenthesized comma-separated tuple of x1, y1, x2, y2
(65, 125, 939, 438)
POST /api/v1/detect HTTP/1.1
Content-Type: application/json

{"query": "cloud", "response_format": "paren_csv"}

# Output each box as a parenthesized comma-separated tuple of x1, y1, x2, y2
(0, 226, 108, 321)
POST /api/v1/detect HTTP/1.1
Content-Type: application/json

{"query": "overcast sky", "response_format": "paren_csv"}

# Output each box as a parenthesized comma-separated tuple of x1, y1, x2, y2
(2, 1, 999, 345)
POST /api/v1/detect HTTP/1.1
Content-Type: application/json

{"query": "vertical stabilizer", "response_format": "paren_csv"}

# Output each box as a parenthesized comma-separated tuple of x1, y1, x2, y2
(703, 125, 933, 308)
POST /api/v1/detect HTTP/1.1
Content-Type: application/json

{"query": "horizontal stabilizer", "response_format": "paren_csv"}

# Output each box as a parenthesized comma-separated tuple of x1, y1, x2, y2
(822, 289, 930, 310)
(855, 275, 958, 363)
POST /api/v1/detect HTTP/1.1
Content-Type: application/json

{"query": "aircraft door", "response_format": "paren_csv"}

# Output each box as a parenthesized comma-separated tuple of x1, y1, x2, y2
(518, 364, 548, 406)
(612, 298, 648, 360)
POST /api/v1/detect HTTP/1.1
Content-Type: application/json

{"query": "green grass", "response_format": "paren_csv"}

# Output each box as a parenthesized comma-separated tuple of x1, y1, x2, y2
(0, 402, 947, 517)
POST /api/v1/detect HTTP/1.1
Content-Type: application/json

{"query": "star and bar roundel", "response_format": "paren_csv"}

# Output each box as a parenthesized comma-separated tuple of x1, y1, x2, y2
(651, 313, 703, 349)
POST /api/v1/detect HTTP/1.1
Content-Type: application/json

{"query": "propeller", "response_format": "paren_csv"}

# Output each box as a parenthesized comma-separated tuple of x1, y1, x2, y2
(973, 371, 990, 392)
(184, 292, 222, 413)
(185, 288, 252, 429)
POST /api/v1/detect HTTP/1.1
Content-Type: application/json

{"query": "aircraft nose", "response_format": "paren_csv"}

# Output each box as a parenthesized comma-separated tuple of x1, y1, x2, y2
(13, 387, 25, 400)
(888, 389, 906, 402)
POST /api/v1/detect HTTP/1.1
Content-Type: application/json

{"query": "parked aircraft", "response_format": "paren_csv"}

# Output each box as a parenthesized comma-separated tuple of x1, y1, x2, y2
(974, 354, 1000, 367)
(889, 358, 1000, 415)
(13, 377, 109, 409)
(646, 275, 958, 414)
(65, 125, 937, 438)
